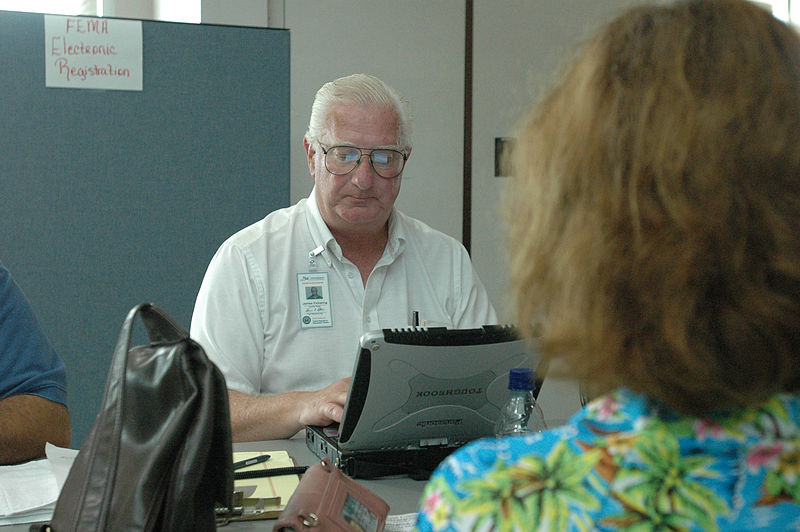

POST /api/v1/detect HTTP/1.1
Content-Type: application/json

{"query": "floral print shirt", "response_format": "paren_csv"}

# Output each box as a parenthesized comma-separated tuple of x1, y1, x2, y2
(415, 388, 800, 531)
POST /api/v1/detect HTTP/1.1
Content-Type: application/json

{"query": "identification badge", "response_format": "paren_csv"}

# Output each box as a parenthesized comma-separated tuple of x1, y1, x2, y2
(297, 272, 332, 328)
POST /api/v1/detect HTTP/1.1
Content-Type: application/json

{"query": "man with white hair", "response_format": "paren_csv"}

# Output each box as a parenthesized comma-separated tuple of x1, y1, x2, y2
(191, 73, 496, 441)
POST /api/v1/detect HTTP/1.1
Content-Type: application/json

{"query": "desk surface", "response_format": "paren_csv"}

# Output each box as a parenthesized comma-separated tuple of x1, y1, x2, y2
(1, 436, 426, 531)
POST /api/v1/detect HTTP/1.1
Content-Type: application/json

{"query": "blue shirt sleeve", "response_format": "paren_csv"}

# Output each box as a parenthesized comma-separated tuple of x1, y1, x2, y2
(0, 261, 67, 405)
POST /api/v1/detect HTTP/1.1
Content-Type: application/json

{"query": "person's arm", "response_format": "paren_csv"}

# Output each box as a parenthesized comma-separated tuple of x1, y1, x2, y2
(228, 377, 350, 441)
(0, 394, 71, 465)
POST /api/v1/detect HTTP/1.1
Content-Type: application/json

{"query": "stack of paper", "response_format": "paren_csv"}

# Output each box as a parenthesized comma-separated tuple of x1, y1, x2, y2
(0, 445, 77, 526)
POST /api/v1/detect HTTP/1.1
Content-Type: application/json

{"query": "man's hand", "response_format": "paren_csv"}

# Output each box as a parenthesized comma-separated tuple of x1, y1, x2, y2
(228, 377, 352, 441)
(297, 377, 351, 428)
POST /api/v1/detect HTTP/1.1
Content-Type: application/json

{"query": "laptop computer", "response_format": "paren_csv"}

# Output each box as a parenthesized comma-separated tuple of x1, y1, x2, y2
(306, 325, 543, 479)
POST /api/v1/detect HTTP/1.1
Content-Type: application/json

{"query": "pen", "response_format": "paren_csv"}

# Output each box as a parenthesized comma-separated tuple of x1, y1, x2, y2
(233, 465, 309, 480)
(232, 454, 271, 470)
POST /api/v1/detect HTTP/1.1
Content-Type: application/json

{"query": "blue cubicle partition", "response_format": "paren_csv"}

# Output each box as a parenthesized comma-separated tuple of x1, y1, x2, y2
(0, 10, 290, 447)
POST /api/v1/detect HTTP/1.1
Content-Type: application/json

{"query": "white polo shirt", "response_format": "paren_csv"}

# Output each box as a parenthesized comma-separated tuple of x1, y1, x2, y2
(190, 189, 498, 396)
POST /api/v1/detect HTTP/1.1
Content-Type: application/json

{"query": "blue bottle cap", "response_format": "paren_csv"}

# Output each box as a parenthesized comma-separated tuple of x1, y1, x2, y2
(508, 367, 535, 391)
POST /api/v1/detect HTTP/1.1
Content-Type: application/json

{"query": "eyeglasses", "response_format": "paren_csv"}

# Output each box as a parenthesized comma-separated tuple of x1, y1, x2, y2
(318, 143, 407, 179)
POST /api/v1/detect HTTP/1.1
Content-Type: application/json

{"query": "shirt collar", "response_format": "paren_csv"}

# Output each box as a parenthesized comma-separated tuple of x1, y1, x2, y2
(384, 208, 406, 259)
(305, 186, 336, 250)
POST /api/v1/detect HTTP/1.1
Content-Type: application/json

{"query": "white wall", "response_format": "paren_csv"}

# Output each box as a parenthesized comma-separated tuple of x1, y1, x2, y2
(200, 0, 268, 26)
(101, 0, 153, 18)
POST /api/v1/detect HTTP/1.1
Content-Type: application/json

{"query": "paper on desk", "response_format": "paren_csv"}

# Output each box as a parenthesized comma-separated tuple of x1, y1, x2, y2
(233, 450, 299, 502)
(46, 443, 79, 489)
(229, 450, 302, 520)
(385, 512, 418, 532)
(0, 458, 57, 519)
(0, 444, 78, 526)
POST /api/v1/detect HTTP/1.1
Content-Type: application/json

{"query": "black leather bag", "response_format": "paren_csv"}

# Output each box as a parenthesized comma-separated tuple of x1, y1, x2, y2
(40, 303, 233, 531)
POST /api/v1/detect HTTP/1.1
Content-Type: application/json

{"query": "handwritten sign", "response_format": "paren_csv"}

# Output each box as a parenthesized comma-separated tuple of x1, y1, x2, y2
(44, 15, 143, 91)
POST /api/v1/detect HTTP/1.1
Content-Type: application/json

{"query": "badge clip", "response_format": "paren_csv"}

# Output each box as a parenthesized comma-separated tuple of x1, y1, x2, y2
(308, 245, 324, 270)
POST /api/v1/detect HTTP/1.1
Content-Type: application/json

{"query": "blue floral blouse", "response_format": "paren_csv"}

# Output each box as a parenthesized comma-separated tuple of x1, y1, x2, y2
(415, 388, 800, 531)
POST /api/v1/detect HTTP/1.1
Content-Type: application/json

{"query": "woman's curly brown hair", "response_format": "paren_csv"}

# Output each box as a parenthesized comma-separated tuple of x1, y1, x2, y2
(507, 0, 800, 415)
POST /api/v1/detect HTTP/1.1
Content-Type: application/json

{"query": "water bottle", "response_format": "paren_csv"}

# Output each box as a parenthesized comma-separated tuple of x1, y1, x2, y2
(495, 367, 547, 436)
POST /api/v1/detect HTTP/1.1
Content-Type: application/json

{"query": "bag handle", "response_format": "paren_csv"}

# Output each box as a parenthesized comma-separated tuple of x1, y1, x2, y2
(105, 303, 188, 402)
(104, 302, 188, 396)
(117, 302, 188, 347)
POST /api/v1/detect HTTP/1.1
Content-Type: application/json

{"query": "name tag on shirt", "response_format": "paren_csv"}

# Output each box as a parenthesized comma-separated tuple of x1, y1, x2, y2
(297, 272, 333, 328)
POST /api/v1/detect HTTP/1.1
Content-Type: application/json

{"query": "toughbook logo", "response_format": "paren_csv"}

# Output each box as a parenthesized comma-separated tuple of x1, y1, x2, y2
(417, 419, 464, 428)
(415, 387, 483, 398)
